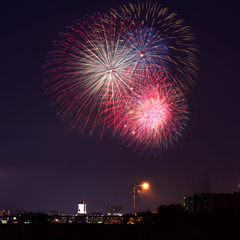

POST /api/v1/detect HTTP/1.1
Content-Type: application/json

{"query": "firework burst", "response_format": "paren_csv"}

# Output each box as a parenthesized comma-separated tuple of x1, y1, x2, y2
(44, 13, 144, 133)
(112, 71, 190, 151)
(111, 1, 199, 92)
(124, 25, 170, 79)
(44, 3, 197, 153)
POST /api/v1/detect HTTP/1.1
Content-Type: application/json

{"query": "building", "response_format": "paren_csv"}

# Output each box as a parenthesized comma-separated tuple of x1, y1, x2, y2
(184, 192, 240, 216)
(0, 210, 10, 216)
(77, 199, 87, 215)
(107, 206, 123, 216)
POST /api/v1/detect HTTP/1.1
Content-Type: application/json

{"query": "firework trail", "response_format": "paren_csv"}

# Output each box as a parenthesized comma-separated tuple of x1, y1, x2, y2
(111, 1, 199, 93)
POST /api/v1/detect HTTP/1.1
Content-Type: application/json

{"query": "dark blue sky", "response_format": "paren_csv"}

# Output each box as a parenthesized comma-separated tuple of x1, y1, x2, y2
(1, 0, 240, 215)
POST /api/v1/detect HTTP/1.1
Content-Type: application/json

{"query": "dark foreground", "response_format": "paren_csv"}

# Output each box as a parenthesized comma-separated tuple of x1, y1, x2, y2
(0, 220, 239, 240)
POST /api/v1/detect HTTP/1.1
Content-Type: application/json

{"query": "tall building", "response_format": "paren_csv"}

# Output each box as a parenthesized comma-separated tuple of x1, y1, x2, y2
(77, 199, 87, 215)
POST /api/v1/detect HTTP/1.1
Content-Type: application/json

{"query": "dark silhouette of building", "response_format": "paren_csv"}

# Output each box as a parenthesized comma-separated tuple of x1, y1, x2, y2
(184, 192, 240, 216)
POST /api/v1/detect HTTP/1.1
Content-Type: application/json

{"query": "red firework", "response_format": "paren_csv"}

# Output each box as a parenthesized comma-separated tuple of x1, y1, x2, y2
(44, 7, 195, 153)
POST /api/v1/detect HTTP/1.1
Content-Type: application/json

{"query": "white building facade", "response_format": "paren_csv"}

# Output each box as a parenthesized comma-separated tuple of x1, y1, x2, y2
(78, 199, 87, 214)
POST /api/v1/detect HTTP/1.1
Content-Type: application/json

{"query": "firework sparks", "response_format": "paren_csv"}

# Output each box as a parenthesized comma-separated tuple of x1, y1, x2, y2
(44, 3, 197, 153)
(45, 13, 143, 133)
(124, 25, 170, 79)
(113, 72, 190, 151)
(111, 1, 199, 92)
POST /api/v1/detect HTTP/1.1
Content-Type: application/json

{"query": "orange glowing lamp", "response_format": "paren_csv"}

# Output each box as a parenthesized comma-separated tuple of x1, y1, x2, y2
(142, 183, 149, 189)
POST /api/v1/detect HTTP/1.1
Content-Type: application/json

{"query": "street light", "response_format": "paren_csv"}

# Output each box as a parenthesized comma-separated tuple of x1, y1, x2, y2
(133, 183, 149, 213)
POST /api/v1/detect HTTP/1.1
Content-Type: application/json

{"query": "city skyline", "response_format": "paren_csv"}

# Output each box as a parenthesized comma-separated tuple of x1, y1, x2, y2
(1, 0, 240, 215)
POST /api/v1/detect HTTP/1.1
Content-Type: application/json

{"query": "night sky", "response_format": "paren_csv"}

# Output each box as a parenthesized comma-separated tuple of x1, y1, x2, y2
(1, 0, 240, 215)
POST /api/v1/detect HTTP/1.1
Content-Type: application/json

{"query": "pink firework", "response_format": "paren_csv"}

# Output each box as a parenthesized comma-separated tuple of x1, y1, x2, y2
(114, 72, 189, 151)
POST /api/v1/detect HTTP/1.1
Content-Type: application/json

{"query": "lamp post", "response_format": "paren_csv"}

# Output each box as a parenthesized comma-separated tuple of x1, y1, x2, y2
(133, 183, 149, 213)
